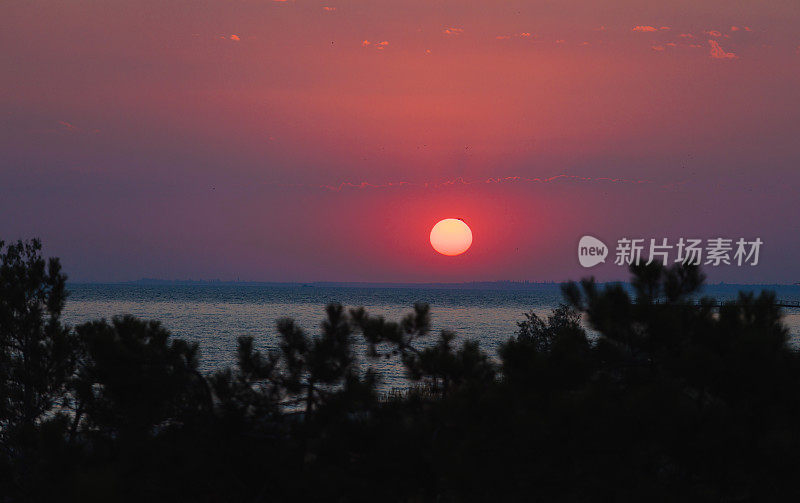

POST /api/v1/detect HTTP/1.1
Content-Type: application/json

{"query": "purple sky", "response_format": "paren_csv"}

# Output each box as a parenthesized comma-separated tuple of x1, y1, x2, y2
(2, 0, 799, 283)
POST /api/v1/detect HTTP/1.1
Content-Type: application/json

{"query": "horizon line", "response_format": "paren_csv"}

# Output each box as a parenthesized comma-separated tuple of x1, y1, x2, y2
(66, 278, 800, 288)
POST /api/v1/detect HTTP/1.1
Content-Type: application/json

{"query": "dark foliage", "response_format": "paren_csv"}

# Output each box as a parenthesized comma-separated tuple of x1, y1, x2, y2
(0, 239, 77, 499)
(2, 240, 800, 502)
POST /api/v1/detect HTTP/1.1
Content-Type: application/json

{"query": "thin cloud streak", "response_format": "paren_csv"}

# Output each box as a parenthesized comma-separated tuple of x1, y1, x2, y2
(320, 174, 659, 192)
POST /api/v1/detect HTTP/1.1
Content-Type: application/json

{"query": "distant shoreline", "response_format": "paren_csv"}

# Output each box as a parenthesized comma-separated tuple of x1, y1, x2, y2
(66, 279, 800, 290)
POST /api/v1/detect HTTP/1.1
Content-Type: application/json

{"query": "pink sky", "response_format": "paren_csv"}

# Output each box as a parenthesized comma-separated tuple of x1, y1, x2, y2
(2, 0, 799, 282)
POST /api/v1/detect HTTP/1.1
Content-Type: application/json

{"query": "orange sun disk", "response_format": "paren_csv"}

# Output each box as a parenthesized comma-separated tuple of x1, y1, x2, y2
(430, 218, 473, 256)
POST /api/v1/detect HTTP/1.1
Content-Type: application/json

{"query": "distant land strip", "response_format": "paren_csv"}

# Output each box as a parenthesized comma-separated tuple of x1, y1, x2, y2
(66, 280, 800, 290)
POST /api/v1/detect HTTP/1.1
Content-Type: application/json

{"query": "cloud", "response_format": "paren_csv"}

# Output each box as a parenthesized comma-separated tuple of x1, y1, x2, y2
(632, 26, 658, 32)
(55, 120, 99, 135)
(708, 40, 737, 59)
(320, 174, 657, 192)
(442, 27, 464, 35)
(363, 40, 388, 50)
(496, 32, 532, 40)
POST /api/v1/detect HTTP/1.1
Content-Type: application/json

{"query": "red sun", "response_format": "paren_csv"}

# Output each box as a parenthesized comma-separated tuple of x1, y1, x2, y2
(429, 218, 473, 256)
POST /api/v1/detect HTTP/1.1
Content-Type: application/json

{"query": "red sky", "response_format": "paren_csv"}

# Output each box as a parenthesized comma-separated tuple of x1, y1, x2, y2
(2, 0, 799, 282)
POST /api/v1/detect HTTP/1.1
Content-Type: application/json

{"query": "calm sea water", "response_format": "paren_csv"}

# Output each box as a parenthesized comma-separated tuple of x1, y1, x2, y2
(62, 283, 800, 390)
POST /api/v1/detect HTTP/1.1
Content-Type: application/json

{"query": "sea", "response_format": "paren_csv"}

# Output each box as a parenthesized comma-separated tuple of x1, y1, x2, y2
(62, 283, 800, 391)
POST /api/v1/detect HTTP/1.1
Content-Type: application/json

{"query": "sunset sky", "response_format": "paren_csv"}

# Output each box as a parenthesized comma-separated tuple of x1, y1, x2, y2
(2, 0, 799, 283)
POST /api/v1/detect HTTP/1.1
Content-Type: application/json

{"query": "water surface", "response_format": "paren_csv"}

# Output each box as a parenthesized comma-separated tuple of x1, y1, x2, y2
(62, 283, 800, 389)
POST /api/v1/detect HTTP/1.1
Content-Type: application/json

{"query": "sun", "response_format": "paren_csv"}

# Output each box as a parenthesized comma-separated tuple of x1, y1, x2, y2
(430, 218, 473, 256)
